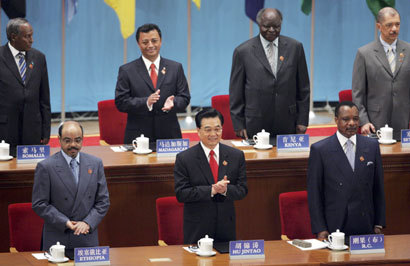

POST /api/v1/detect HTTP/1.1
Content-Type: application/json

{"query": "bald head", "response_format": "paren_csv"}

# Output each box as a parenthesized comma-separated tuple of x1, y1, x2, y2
(58, 121, 84, 158)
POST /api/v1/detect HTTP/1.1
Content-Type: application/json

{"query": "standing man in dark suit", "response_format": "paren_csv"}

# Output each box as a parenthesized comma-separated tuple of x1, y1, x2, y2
(353, 7, 410, 140)
(229, 8, 310, 140)
(115, 23, 190, 144)
(174, 108, 248, 244)
(32, 121, 110, 257)
(307, 102, 385, 240)
(0, 18, 51, 156)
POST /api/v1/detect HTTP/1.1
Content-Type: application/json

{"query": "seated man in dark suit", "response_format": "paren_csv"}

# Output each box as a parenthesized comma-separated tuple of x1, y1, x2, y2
(307, 101, 385, 240)
(174, 108, 248, 244)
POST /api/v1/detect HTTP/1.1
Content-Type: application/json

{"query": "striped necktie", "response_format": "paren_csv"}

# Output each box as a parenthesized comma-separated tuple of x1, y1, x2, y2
(17, 52, 27, 83)
(387, 47, 396, 73)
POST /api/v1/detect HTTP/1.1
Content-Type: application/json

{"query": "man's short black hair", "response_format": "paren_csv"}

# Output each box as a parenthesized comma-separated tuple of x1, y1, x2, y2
(58, 121, 84, 137)
(136, 23, 162, 42)
(335, 101, 358, 117)
(195, 108, 224, 128)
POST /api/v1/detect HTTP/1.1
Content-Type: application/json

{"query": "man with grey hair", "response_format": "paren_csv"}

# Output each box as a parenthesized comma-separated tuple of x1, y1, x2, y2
(229, 8, 310, 141)
(353, 7, 410, 140)
(0, 17, 50, 156)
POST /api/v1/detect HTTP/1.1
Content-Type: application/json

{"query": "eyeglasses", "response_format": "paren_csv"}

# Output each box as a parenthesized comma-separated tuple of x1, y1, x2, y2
(201, 127, 222, 134)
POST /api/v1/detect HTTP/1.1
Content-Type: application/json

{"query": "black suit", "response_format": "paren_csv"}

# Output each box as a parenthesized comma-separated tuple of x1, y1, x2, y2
(0, 44, 51, 156)
(307, 134, 386, 237)
(229, 35, 310, 138)
(174, 143, 248, 244)
(115, 57, 190, 144)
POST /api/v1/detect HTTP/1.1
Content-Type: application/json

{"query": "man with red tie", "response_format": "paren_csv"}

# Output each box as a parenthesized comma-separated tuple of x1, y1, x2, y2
(115, 23, 190, 144)
(174, 108, 248, 244)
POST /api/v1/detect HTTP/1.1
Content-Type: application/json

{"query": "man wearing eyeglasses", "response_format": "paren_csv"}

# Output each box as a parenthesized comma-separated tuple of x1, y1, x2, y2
(229, 8, 310, 141)
(174, 108, 248, 244)
(32, 121, 110, 259)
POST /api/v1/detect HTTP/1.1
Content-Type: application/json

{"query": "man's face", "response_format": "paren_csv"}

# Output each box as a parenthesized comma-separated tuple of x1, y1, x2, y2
(197, 117, 223, 150)
(138, 30, 162, 62)
(335, 106, 359, 139)
(377, 13, 400, 44)
(59, 123, 83, 158)
(11, 23, 33, 51)
(259, 9, 282, 42)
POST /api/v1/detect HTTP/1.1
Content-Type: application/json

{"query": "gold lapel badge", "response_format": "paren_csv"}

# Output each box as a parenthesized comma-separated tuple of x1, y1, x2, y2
(29, 62, 34, 69)
(400, 53, 404, 58)
(360, 156, 364, 162)
(223, 160, 228, 166)
(279, 56, 284, 61)
(88, 169, 92, 174)
(400, 53, 405, 62)
(161, 67, 166, 75)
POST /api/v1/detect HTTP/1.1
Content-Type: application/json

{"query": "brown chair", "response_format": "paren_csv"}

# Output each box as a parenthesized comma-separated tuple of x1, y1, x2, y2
(338, 89, 352, 102)
(97, 99, 127, 145)
(211, 95, 237, 139)
(8, 203, 44, 252)
(156, 196, 184, 246)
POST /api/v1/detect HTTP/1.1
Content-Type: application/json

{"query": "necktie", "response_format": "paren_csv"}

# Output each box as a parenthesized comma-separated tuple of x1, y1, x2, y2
(17, 53, 26, 83)
(209, 150, 218, 183)
(345, 139, 355, 171)
(387, 47, 396, 73)
(266, 42, 276, 75)
(70, 158, 79, 185)
(150, 63, 157, 88)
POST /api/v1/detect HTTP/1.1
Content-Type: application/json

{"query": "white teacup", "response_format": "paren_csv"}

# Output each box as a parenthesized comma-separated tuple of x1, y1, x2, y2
(132, 134, 149, 151)
(376, 124, 393, 141)
(197, 235, 213, 254)
(253, 129, 270, 146)
(0, 140, 10, 157)
(328, 229, 345, 249)
(49, 242, 65, 260)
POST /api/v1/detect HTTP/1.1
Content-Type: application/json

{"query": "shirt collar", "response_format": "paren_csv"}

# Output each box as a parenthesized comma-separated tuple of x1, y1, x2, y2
(61, 150, 80, 165)
(200, 142, 220, 159)
(8, 42, 26, 57)
(259, 34, 279, 48)
(141, 55, 161, 72)
(336, 130, 356, 147)
(379, 35, 397, 52)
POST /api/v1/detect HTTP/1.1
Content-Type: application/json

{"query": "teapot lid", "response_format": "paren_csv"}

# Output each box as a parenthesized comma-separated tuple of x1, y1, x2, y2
(333, 229, 344, 235)
(137, 134, 148, 139)
(52, 241, 65, 248)
(200, 235, 214, 242)
(0, 140, 9, 147)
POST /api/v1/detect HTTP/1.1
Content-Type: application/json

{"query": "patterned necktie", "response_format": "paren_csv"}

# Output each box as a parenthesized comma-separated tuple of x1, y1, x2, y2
(70, 158, 79, 185)
(17, 52, 26, 83)
(266, 42, 276, 75)
(345, 139, 355, 171)
(387, 47, 396, 73)
(150, 63, 157, 88)
(209, 150, 218, 183)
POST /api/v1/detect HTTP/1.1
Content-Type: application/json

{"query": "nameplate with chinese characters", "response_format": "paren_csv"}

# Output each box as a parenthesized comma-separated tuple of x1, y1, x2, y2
(350, 234, 385, 254)
(74, 246, 110, 265)
(401, 129, 410, 147)
(229, 240, 265, 260)
(16, 145, 50, 164)
(276, 134, 309, 152)
(156, 139, 189, 157)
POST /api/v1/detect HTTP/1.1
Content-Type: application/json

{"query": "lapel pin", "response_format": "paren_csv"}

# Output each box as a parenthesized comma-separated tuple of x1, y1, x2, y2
(360, 156, 364, 162)
(400, 53, 404, 58)
(223, 160, 228, 166)
(161, 67, 166, 75)
(279, 56, 284, 61)
(29, 62, 34, 69)
(88, 169, 92, 174)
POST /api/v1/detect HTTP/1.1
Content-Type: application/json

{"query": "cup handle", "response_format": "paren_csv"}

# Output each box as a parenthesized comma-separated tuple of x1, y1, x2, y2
(376, 130, 382, 139)
(197, 240, 201, 249)
(253, 135, 258, 144)
(132, 140, 138, 150)
(328, 235, 333, 245)
(49, 246, 53, 256)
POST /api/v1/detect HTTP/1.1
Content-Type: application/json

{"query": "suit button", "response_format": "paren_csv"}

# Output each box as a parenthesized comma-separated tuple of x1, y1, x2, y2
(362, 212, 365, 216)
(339, 182, 343, 186)
(65, 198, 68, 200)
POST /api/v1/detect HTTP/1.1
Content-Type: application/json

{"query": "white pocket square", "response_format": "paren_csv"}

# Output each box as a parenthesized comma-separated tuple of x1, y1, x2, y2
(367, 161, 374, 166)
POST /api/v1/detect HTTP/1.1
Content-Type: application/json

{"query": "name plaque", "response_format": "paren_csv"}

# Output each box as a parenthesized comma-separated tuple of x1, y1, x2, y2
(229, 240, 265, 260)
(74, 246, 110, 265)
(156, 139, 189, 157)
(277, 134, 309, 152)
(350, 234, 385, 254)
(401, 129, 410, 147)
(17, 145, 50, 164)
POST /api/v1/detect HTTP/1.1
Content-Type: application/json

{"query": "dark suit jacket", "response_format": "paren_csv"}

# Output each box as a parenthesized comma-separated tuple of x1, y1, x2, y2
(115, 57, 190, 143)
(174, 143, 248, 244)
(352, 38, 410, 140)
(307, 134, 386, 237)
(0, 44, 51, 155)
(229, 35, 310, 138)
(32, 151, 110, 252)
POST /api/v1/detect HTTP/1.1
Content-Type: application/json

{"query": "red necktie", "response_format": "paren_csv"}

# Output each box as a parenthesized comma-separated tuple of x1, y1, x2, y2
(150, 63, 157, 88)
(209, 150, 218, 183)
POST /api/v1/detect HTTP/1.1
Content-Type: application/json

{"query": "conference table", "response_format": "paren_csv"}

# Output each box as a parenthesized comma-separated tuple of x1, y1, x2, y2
(0, 137, 409, 253)
(1, 235, 409, 265)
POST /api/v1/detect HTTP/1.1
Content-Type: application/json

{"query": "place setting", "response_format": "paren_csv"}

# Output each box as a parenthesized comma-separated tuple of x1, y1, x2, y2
(132, 134, 152, 155)
(252, 130, 273, 150)
(376, 124, 396, 144)
(0, 140, 13, 161)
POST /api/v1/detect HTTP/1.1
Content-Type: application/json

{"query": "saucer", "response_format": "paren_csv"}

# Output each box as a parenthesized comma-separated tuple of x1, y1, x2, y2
(254, 144, 273, 150)
(133, 148, 152, 155)
(328, 244, 349, 251)
(48, 256, 69, 263)
(378, 139, 396, 144)
(196, 250, 216, 257)
(0, 155, 13, 161)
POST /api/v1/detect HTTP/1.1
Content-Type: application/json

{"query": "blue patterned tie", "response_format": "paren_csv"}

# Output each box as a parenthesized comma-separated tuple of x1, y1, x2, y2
(345, 139, 355, 171)
(70, 158, 79, 185)
(17, 53, 26, 83)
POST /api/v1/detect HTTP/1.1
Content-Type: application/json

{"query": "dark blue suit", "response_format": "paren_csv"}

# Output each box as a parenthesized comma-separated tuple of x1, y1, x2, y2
(307, 134, 385, 237)
(174, 143, 248, 244)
